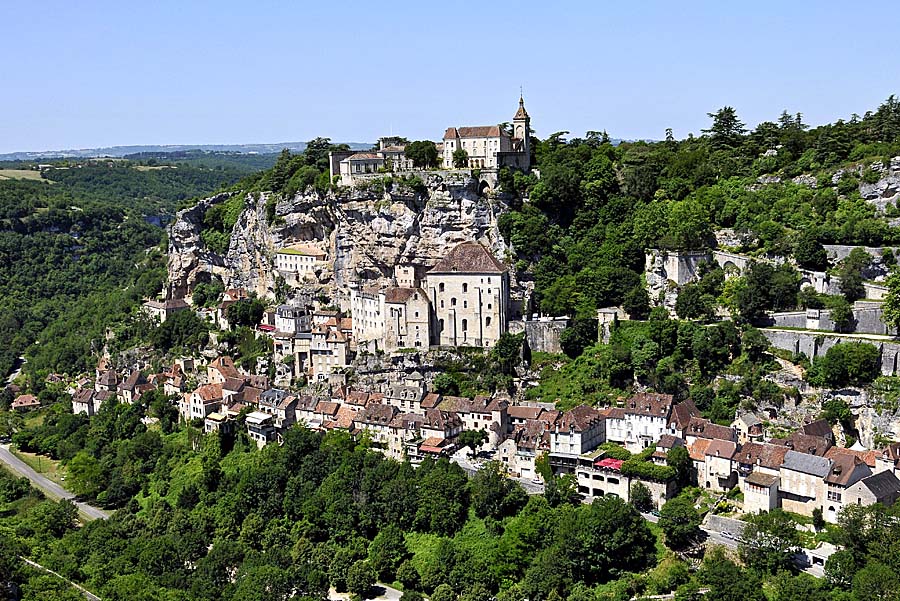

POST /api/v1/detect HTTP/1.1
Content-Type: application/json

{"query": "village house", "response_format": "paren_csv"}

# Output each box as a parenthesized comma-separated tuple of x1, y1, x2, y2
(821, 448, 873, 522)
(246, 411, 277, 448)
(385, 372, 429, 414)
(118, 371, 147, 404)
(356, 403, 399, 448)
(702, 439, 738, 492)
(744, 471, 780, 514)
(548, 405, 606, 473)
(274, 245, 327, 286)
(275, 303, 312, 334)
(574, 453, 677, 509)
(425, 242, 509, 348)
(180, 383, 224, 422)
(436, 395, 509, 443)
(421, 409, 463, 442)
(95, 368, 119, 393)
(497, 419, 548, 480)
(732, 413, 765, 445)
(309, 323, 349, 380)
(11, 394, 40, 412)
(442, 96, 531, 170)
(668, 399, 702, 439)
(383, 287, 431, 350)
(684, 417, 736, 447)
(72, 388, 100, 416)
(142, 298, 189, 323)
(204, 412, 234, 435)
(207, 356, 241, 385)
(779, 450, 831, 517)
(845, 471, 900, 510)
(604, 393, 674, 452)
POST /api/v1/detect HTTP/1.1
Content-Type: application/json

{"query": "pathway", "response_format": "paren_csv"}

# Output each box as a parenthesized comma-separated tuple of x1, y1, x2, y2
(20, 556, 101, 601)
(0, 444, 110, 521)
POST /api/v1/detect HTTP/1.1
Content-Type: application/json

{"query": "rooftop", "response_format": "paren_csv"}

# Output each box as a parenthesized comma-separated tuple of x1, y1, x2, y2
(428, 242, 506, 274)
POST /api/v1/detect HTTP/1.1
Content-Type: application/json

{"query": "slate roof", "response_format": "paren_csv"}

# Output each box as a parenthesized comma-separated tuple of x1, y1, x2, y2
(97, 369, 118, 387)
(657, 434, 683, 450)
(443, 126, 503, 140)
(858, 471, 900, 499)
(624, 392, 673, 417)
(824, 451, 870, 486)
(669, 399, 701, 431)
(72, 388, 94, 405)
(774, 432, 831, 456)
(358, 403, 397, 425)
(800, 419, 834, 439)
(556, 405, 604, 433)
(781, 450, 832, 477)
(508, 406, 545, 421)
(428, 242, 506, 274)
(687, 417, 735, 442)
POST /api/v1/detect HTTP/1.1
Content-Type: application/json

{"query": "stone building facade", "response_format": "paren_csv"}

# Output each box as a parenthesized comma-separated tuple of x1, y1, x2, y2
(442, 96, 531, 170)
(425, 242, 509, 348)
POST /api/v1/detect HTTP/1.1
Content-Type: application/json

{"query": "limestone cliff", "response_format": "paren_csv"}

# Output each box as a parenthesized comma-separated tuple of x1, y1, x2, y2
(167, 174, 516, 302)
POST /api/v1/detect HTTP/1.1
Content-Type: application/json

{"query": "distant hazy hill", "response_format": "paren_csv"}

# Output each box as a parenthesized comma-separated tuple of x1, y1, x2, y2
(0, 141, 373, 161)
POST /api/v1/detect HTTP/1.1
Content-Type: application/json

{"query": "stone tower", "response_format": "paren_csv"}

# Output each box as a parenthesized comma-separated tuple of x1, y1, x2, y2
(513, 94, 531, 170)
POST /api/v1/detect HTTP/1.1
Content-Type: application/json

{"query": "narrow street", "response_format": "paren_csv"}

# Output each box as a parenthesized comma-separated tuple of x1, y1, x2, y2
(0, 444, 110, 521)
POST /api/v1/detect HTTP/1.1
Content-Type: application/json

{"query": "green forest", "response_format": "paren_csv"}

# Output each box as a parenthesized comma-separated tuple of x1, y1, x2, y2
(0, 161, 244, 381)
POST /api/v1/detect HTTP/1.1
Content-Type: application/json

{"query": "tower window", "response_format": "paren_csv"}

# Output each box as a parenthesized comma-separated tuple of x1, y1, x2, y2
(486, 317, 492, 326)
(439, 283, 445, 293)
(462, 283, 468, 293)
(451, 298, 457, 307)
(462, 319, 468, 332)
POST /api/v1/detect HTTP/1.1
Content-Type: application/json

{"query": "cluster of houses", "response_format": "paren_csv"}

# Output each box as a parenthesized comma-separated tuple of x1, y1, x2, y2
(327, 95, 532, 186)
(55, 342, 900, 519)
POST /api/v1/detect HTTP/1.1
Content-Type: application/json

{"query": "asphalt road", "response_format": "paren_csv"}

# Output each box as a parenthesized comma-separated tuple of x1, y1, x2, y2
(0, 444, 110, 521)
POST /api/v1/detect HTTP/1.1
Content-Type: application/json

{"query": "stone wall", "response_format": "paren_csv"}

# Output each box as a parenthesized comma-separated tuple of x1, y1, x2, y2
(767, 306, 893, 336)
(509, 318, 569, 354)
(761, 329, 900, 376)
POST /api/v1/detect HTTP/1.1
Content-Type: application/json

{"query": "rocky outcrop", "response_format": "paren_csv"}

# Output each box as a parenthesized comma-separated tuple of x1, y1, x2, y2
(166, 193, 232, 298)
(167, 174, 513, 302)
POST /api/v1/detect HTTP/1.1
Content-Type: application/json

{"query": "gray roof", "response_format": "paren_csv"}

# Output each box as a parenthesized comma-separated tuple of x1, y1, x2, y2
(737, 413, 762, 427)
(781, 450, 832, 477)
(860, 471, 900, 498)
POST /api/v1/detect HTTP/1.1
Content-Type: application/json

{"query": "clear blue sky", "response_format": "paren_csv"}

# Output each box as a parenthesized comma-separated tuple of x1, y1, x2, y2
(2, 0, 898, 153)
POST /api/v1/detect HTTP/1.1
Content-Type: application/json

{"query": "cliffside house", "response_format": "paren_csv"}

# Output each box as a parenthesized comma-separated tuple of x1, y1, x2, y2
(274, 245, 327, 285)
(143, 298, 189, 323)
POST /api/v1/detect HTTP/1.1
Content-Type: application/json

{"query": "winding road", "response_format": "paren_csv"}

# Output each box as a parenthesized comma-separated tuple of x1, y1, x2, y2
(0, 444, 110, 521)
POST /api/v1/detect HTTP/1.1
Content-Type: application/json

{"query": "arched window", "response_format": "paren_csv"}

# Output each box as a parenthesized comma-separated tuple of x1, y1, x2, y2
(451, 298, 457, 307)
(462, 319, 468, 332)
(439, 319, 444, 332)
(462, 283, 468, 293)
(439, 283, 445, 293)
(485, 317, 491, 326)
(463, 300, 467, 308)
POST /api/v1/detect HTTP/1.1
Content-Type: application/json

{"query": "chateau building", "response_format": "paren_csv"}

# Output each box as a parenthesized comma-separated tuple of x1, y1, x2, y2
(442, 96, 531, 170)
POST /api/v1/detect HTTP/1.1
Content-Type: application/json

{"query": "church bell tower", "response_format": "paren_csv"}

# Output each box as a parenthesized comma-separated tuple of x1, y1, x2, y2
(513, 94, 531, 170)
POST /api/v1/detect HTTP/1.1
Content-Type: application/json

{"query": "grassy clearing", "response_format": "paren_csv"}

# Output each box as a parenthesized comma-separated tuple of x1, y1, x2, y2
(11, 449, 67, 487)
(0, 169, 45, 181)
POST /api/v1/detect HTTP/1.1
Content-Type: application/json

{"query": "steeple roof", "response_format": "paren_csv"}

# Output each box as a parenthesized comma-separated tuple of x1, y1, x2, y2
(514, 95, 529, 120)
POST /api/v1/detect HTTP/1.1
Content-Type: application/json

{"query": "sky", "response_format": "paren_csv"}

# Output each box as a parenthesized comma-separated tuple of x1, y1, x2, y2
(2, 0, 899, 153)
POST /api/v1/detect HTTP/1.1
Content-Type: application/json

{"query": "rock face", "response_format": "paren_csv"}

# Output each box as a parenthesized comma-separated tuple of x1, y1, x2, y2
(167, 193, 232, 298)
(167, 174, 514, 303)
